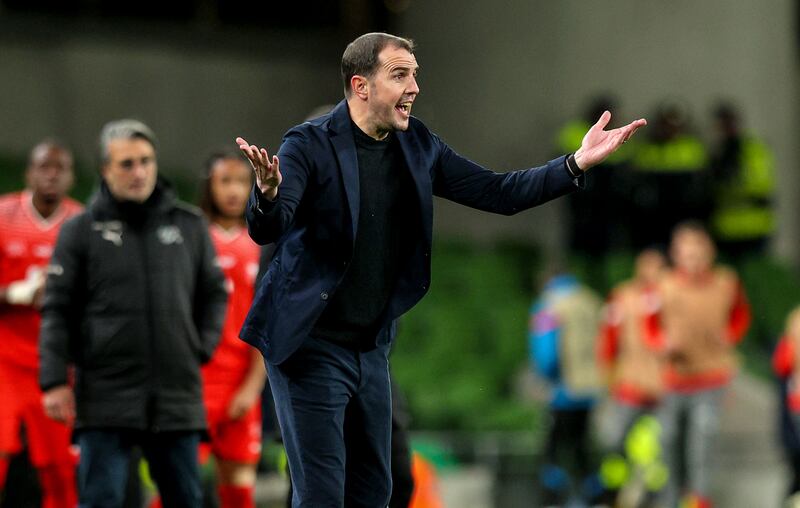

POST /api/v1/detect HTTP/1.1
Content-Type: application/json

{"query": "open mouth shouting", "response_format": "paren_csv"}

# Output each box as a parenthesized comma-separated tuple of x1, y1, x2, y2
(395, 100, 413, 118)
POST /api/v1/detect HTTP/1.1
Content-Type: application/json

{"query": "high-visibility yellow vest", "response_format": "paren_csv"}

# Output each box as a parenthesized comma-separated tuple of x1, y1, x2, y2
(711, 136, 775, 241)
(632, 135, 707, 173)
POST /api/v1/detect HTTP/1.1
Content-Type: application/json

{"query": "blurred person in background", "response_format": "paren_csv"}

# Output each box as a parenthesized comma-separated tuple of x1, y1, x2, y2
(38, 120, 228, 508)
(555, 94, 634, 261)
(708, 102, 775, 261)
(653, 221, 750, 508)
(598, 249, 667, 442)
(596, 248, 667, 504)
(195, 149, 266, 507)
(236, 31, 646, 507)
(771, 306, 800, 506)
(629, 101, 710, 250)
(529, 269, 604, 506)
(0, 140, 82, 507)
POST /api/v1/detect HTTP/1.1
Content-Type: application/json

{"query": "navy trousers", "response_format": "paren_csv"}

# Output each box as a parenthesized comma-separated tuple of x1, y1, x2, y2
(77, 429, 201, 508)
(268, 336, 393, 508)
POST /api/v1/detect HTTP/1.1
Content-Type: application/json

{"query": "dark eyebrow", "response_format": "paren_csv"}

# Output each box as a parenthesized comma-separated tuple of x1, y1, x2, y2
(392, 65, 419, 74)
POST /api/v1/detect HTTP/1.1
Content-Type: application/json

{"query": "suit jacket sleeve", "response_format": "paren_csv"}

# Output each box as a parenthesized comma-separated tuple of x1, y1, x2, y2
(246, 130, 312, 245)
(431, 132, 581, 215)
(39, 215, 87, 391)
(193, 220, 228, 363)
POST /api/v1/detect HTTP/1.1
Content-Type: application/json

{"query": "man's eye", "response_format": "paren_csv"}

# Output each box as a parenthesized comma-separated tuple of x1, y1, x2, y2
(120, 160, 134, 169)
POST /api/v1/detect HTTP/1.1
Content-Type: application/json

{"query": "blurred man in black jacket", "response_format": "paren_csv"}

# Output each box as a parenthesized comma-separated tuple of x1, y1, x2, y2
(39, 119, 228, 508)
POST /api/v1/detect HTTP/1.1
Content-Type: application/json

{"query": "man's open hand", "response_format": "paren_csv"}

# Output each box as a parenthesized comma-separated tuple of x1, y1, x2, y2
(574, 111, 647, 171)
(236, 137, 282, 201)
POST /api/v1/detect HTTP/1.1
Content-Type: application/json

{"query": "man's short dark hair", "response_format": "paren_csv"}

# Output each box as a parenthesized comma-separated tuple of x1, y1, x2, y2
(341, 32, 415, 97)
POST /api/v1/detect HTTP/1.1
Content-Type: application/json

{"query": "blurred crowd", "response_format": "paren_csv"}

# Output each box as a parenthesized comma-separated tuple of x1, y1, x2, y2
(530, 220, 800, 508)
(528, 96, 785, 508)
(559, 96, 775, 266)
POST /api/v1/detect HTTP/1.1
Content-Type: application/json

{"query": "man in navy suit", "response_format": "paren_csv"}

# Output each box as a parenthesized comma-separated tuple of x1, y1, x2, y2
(236, 32, 646, 507)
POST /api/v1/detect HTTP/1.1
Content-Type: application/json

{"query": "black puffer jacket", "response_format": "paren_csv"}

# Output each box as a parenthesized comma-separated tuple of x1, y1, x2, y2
(39, 179, 227, 432)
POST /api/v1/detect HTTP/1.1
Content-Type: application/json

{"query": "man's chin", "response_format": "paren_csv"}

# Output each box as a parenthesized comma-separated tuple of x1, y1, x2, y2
(221, 209, 245, 221)
(393, 119, 410, 131)
(125, 191, 151, 203)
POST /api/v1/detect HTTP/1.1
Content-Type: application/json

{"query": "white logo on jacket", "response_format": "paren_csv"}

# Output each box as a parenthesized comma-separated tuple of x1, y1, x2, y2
(157, 225, 183, 245)
(93, 221, 123, 246)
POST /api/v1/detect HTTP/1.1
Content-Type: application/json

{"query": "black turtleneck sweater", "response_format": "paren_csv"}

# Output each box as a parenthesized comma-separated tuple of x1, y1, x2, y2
(311, 123, 416, 349)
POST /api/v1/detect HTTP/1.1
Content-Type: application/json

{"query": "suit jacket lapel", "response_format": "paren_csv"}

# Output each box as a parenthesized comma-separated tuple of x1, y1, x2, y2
(397, 130, 433, 246)
(328, 101, 360, 242)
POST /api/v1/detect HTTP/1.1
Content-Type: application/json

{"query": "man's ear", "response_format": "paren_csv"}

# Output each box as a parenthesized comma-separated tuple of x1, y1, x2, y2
(351, 75, 369, 100)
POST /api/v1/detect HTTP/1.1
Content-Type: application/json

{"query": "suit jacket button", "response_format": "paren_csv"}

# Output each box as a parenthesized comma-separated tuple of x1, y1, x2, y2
(321, 291, 329, 300)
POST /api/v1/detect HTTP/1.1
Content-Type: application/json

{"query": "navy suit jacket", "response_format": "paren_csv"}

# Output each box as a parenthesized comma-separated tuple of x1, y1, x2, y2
(240, 100, 581, 365)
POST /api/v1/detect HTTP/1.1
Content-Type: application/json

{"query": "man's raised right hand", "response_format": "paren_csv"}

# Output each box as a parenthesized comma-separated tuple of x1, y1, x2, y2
(236, 137, 282, 201)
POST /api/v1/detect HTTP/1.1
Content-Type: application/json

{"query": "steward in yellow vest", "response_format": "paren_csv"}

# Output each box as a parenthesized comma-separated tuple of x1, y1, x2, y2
(628, 102, 710, 249)
(710, 104, 775, 258)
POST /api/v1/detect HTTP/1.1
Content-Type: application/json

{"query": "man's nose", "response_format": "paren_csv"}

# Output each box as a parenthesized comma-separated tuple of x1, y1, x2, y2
(131, 163, 148, 178)
(407, 76, 420, 95)
(43, 166, 62, 179)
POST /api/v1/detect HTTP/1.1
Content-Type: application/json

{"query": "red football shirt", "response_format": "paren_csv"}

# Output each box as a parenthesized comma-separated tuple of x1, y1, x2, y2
(202, 224, 261, 407)
(0, 191, 82, 370)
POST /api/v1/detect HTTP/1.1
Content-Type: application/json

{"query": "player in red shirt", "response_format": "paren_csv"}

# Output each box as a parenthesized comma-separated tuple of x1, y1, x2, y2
(198, 150, 265, 507)
(0, 140, 82, 507)
(597, 249, 666, 438)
